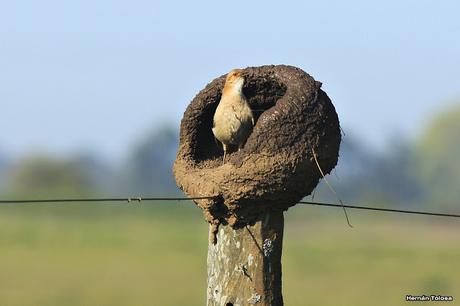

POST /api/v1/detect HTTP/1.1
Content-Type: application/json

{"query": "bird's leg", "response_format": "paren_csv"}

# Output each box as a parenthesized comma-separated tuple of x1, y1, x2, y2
(222, 144, 227, 165)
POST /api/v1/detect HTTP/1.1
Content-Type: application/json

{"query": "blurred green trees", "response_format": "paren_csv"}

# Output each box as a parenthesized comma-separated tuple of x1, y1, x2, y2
(415, 103, 460, 209)
(7, 156, 95, 197)
(121, 125, 178, 195)
(0, 124, 180, 198)
(1, 103, 460, 209)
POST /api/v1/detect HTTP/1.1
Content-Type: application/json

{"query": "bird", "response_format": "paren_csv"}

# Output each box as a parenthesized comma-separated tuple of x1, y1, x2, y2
(212, 69, 254, 165)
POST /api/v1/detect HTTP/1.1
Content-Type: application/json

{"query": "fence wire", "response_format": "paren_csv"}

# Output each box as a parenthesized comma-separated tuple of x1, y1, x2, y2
(0, 196, 459, 219)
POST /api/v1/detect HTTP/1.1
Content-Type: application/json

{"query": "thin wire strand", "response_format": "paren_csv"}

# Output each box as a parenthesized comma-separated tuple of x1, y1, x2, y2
(0, 196, 459, 219)
(0, 196, 216, 204)
(311, 148, 353, 227)
(299, 200, 460, 218)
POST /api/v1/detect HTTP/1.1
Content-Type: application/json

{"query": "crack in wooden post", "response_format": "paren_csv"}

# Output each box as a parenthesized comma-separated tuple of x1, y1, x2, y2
(207, 209, 284, 306)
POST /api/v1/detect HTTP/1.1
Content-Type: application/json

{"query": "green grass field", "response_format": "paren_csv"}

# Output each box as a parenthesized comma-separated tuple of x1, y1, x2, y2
(0, 202, 458, 305)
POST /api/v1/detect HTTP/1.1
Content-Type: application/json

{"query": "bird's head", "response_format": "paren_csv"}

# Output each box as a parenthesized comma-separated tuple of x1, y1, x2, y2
(225, 69, 245, 91)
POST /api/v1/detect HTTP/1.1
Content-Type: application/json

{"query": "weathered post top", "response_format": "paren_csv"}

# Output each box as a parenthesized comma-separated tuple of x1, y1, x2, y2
(173, 65, 341, 305)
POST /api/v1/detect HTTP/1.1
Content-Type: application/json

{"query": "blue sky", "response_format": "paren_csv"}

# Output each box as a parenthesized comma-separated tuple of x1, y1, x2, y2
(1, 0, 459, 161)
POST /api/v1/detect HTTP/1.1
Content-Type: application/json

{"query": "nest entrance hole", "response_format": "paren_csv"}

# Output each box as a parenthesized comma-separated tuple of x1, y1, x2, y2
(194, 76, 287, 165)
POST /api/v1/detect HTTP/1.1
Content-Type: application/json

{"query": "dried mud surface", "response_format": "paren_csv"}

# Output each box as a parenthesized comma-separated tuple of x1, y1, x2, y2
(173, 65, 341, 228)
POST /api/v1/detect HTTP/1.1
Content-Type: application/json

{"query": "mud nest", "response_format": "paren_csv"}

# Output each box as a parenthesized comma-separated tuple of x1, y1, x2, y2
(173, 65, 341, 228)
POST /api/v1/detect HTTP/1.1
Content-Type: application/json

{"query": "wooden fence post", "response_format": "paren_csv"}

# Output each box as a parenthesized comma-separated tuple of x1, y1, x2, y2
(207, 210, 284, 306)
